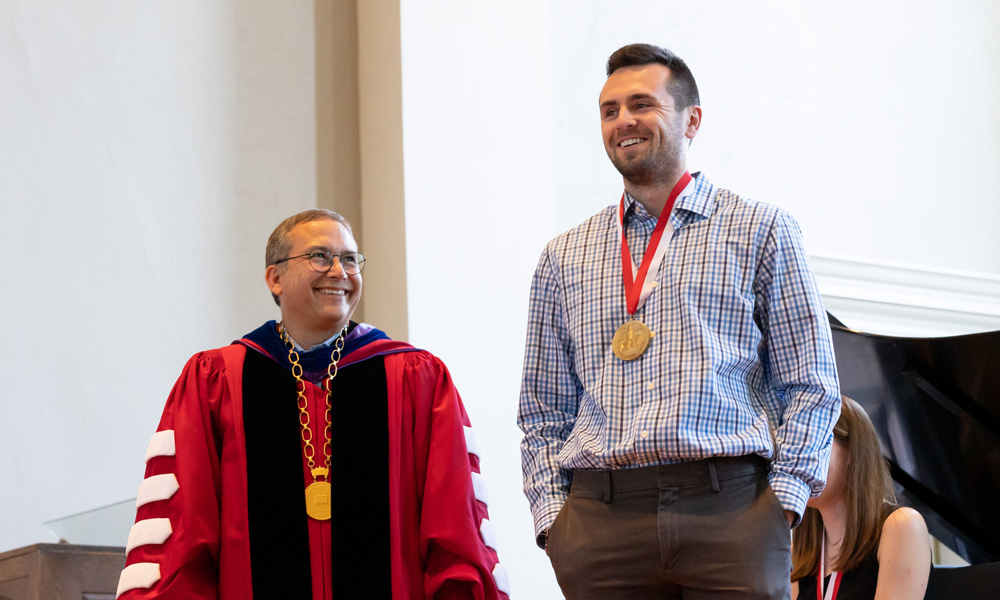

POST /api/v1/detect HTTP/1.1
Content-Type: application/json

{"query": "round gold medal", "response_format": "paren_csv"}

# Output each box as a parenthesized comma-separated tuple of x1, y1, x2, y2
(612, 320, 651, 361)
(304, 481, 332, 521)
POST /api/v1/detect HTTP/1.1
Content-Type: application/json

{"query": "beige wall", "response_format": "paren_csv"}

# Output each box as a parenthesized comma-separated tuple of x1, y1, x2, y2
(315, 0, 366, 323)
(356, 0, 409, 341)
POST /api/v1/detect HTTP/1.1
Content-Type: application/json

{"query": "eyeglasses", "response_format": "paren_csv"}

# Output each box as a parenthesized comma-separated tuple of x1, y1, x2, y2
(274, 250, 366, 275)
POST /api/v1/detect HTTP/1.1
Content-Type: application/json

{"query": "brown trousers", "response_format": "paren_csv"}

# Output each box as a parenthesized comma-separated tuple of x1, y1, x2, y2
(547, 456, 791, 599)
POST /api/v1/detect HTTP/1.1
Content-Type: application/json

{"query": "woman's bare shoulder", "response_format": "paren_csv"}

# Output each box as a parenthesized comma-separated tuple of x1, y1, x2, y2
(876, 507, 932, 598)
(882, 507, 929, 541)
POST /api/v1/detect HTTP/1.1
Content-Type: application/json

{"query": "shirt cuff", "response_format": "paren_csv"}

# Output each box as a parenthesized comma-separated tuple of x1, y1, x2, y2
(533, 499, 566, 548)
(767, 471, 810, 527)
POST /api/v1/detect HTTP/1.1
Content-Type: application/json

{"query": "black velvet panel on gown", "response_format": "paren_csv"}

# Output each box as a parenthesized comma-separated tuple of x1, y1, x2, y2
(330, 355, 391, 596)
(242, 348, 391, 598)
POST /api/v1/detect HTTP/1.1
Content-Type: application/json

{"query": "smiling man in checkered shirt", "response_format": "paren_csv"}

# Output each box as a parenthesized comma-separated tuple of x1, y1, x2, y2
(518, 43, 841, 599)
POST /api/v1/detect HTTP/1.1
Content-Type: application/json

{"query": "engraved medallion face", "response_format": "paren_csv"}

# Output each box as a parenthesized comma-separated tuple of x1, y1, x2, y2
(305, 481, 332, 520)
(612, 320, 651, 361)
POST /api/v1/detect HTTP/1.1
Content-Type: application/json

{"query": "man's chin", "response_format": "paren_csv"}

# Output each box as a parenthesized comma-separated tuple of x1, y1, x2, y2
(612, 154, 679, 185)
(612, 152, 648, 172)
(613, 162, 653, 183)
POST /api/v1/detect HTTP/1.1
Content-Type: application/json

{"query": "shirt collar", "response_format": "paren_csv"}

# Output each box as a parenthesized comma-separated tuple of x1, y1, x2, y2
(622, 171, 716, 225)
(285, 328, 346, 352)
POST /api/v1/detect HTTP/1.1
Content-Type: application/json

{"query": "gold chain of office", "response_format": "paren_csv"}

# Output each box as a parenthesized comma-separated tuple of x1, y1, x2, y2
(278, 321, 348, 520)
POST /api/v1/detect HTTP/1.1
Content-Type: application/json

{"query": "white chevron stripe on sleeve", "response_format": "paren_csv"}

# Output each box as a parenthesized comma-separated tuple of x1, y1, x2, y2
(463, 426, 481, 459)
(125, 518, 173, 554)
(135, 473, 179, 509)
(116, 562, 161, 598)
(492, 563, 511, 595)
(479, 518, 499, 551)
(471, 471, 489, 506)
(144, 430, 176, 463)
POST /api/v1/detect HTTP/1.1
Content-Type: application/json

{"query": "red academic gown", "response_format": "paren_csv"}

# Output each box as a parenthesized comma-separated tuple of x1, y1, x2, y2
(117, 329, 510, 599)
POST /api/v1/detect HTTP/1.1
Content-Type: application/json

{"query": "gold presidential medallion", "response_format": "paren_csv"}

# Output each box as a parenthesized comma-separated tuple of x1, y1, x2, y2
(612, 319, 651, 361)
(304, 481, 332, 521)
(279, 322, 348, 522)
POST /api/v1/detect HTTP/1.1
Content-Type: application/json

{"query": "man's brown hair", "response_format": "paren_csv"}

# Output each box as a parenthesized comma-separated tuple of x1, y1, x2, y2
(606, 43, 700, 109)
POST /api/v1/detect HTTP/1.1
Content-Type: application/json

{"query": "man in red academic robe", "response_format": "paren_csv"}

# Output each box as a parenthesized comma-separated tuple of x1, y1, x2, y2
(117, 209, 510, 599)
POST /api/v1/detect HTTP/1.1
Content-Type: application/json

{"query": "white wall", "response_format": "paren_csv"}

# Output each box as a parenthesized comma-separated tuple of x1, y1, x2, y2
(397, 1, 1000, 597)
(0, 1, 317, 551)
(547, 0, 1000, 276)
(398, 0, 559, 595)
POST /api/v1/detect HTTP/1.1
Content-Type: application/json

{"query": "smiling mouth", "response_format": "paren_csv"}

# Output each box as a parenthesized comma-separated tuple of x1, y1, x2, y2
(317, 289, 347, 296)
(619, 137, 646, 147)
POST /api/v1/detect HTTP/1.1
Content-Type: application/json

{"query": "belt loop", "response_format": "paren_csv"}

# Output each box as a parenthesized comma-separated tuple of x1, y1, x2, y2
(708, 460, 720, 493)
(604, 470, 612, 503)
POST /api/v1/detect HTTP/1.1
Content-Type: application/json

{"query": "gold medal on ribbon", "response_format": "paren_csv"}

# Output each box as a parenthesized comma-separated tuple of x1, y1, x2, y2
(615, 172, 691, 363)
(304, 481, 332, 521)
(612, 319, 651, 361)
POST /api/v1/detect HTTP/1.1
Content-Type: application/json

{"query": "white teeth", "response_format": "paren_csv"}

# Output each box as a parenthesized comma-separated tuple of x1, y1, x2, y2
(318, 289, 345, 295)
(620, 138, 643, 147)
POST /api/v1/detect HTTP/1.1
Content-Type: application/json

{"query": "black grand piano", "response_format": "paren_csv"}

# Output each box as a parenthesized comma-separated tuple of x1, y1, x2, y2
(829, 315, 1000, 595)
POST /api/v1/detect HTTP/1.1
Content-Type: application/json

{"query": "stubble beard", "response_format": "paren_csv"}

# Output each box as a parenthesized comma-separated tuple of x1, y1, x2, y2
(611, 143, 682, 188)
(610, 113, 689, 187)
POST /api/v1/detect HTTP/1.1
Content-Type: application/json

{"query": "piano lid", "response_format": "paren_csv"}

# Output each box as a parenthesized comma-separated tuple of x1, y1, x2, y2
(829, 314, 1000, 563)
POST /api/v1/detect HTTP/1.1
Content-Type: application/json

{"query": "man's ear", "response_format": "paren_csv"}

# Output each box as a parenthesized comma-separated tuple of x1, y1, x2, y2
(265, 264, 282, 298)
(685, 105, 702, 140)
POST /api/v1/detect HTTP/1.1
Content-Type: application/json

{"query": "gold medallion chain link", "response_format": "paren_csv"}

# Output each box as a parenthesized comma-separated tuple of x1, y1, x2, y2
(323, 334, 345, 465)
(279, 323, 347, 473)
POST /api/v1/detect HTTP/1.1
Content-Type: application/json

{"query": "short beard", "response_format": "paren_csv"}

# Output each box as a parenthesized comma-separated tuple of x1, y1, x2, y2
(611, 146, 681, 187)
(610, 113, 688, 187)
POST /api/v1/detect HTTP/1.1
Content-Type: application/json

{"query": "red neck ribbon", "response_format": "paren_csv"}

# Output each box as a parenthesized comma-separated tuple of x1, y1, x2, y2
(618, 171, 692, 315)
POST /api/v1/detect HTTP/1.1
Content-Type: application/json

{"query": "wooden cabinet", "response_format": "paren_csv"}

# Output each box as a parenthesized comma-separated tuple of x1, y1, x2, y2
(0, 544, 125, 600)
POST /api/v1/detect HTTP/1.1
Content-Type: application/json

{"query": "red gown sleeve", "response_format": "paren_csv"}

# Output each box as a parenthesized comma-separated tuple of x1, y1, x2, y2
(400, 353, 511, 600)
(117, 349, 247, 599)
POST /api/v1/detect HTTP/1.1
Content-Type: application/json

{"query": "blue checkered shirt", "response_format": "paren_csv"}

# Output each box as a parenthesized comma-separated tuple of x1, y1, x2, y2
(518, 173, 840, 538)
